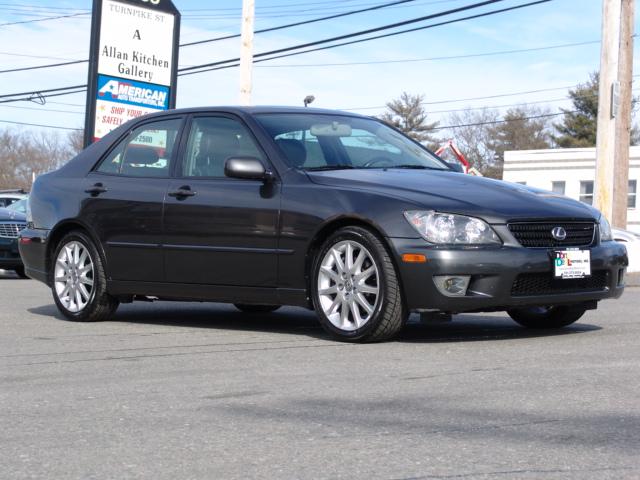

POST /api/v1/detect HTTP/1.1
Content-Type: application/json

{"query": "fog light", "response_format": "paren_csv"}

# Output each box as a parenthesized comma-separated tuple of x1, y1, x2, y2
(434, 275, 470, 297)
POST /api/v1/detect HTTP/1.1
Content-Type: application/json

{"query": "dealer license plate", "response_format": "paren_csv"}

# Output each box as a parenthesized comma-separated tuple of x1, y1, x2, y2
(553, 249, 591, 279)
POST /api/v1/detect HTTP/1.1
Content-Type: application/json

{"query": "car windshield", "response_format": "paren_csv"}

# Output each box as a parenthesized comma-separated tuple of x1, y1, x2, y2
(6, 198, 27, 214)
(254, 113, 449, 171)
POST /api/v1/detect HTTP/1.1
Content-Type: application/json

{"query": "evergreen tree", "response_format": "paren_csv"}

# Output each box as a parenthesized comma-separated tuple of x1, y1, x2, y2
(379, 92, 439, 148)
(552, 72, 600, 148)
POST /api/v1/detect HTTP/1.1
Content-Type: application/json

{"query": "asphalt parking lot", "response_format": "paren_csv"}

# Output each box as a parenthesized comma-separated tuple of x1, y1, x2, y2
(1, 271, 639, 480)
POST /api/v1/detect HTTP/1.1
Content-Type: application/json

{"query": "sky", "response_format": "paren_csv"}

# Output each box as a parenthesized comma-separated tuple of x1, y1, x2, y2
(0, 0, 638, 137)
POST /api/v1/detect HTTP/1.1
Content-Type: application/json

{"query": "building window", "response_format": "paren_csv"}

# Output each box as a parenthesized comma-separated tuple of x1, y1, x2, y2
(579, 181, 594, 205)
(551, 181, 566, 195)
(629, 180, 637, 209)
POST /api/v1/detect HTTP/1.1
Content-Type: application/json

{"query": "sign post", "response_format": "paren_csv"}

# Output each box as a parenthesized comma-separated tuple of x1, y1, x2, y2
(84, 0, 180, 147)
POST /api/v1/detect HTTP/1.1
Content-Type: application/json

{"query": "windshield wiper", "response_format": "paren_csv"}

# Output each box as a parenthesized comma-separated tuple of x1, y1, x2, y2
(305, 165, 356, 171)
(388, 165, 445, 170)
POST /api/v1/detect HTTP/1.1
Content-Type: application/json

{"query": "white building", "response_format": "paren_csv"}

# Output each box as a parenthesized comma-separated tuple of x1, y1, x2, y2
(503, 147, 640, 233)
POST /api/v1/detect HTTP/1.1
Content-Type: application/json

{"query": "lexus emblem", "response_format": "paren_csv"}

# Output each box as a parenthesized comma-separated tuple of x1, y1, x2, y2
(551, 226, 567, 241)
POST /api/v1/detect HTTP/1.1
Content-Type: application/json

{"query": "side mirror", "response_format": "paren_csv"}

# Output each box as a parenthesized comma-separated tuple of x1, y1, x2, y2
(224, 157, 273, 181)
(446, 162, 465, 173)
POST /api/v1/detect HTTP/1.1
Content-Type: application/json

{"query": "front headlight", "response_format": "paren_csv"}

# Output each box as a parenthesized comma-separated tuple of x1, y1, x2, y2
(404, 210, 501, 245)
(599, 215, 613, 242)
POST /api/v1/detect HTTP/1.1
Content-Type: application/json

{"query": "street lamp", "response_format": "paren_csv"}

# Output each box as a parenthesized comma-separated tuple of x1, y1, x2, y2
(303, 95, 315, 107)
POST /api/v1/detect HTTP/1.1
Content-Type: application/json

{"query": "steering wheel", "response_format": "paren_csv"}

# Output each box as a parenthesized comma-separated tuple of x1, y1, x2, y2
(363, 156, 394, 168)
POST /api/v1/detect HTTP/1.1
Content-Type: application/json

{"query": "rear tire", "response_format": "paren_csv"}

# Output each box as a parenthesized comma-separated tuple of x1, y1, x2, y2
(51, 231, 118, 322)
(311, 226, 407, 342)
(507, 305, 586, 329)
(13, 266, 29, 279)
(234, 304, 281, 313)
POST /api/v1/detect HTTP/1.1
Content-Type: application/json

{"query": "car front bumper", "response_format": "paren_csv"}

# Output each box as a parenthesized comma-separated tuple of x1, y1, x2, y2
(0, 237, 23, 269)
(390, 238, 629, 313)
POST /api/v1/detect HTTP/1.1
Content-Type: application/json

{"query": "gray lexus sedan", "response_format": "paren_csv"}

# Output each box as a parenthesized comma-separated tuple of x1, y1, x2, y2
(19, 107, 628, 341)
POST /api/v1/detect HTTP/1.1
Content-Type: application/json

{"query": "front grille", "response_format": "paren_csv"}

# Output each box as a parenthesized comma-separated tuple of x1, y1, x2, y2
(511, 270, 609, 297)
(508, 222, 595, 248)
(0, 222, 26, 239)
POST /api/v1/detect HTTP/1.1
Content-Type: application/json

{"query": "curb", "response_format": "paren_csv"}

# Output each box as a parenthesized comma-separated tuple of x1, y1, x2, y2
(626, 272, 640, 287)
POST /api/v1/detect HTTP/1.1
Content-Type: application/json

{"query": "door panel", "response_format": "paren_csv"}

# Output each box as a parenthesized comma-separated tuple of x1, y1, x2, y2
(163, 179, 279, 286)
(80, 117, 182, 282)
(163, 115, 280, 287)
(81, 174, 168, 281)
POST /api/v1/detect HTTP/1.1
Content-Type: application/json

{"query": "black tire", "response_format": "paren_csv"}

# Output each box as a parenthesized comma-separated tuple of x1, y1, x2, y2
(50, 231, 118, 322)
(507, 305, 586, 329)
(234, 304, 281, 313)
(13, 266, 29, 279)
(311, 226, 407, 342)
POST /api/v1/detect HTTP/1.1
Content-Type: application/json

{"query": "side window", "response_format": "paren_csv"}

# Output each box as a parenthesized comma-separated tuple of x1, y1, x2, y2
(182, 117, 264, 178)
(96, 119, 181, 177)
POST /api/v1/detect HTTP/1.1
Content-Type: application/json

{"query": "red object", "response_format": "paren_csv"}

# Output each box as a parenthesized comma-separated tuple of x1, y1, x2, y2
(435, 140, 471, 173)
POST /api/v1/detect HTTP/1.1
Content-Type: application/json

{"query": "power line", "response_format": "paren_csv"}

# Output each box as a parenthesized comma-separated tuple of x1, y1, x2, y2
(431, 110, 575, 130)
(0, 85, 86, 100)
(254, 39, 600, 68)
(0, 0, 425, 72)
(0, 0, 554, 111)
(0, 59, 87, 74)
(180, 0, 420, 47)
(0, 11, 88, 27)
(180, 0, 550, 77)
(0, 103, 83, 114)
(180, 0, 510, 73)
(0, 0, 524, 80)
(0, 119, 81, 130)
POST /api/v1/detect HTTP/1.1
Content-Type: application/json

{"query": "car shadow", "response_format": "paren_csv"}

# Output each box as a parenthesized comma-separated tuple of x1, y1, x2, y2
(26, 302, 602, 343)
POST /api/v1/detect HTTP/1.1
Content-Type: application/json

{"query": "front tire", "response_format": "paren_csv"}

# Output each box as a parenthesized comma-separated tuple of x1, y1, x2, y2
(507, 305, 586, 329)
(51, 231, 118, 322)
(311, 226, 406, 342)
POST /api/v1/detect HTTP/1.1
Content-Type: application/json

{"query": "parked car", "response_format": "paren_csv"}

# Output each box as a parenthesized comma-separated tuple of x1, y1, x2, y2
(0, 200, 28, 278)
(0, 189, 27, 208)
(19, 107, 628, 341)
(613, 228, 640, 273)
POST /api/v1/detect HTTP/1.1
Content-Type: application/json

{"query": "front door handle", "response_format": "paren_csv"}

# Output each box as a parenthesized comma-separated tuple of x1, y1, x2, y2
(168, 186, 196, 198)
(85, 183, 107, 196)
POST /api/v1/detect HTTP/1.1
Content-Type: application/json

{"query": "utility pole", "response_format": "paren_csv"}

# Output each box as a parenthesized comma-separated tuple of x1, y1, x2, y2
(612, 0, 635, 228)
(594, 0, 622, 222)
(239, 0, 255, 106)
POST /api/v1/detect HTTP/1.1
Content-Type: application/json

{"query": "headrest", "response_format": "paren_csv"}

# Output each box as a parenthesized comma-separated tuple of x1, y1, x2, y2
(123, 145, 159, 165)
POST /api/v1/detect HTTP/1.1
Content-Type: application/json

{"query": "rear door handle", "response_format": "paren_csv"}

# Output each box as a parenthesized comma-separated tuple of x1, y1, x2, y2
(168, 186, 196, 198)
(85, 183, 107, 196)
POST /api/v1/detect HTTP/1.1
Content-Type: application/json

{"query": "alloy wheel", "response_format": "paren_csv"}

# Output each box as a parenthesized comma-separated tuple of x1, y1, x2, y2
(317, 240, 380, 331)
(54, 241, 95, 313)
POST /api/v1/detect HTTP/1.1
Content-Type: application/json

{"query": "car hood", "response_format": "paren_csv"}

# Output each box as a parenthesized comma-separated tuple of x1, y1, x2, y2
(306, 169, 600, 224)
(0, 208, 26, 222)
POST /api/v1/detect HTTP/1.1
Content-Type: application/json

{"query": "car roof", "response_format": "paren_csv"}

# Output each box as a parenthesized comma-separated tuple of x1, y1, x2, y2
(139, 105, 369, 119)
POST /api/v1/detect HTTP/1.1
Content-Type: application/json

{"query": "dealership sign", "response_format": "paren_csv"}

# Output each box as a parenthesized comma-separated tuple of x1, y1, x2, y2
(84, 0, 180, 146)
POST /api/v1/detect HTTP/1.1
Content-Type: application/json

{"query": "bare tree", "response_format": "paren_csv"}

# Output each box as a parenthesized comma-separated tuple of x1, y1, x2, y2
(67, 129, 85, 156)
(0, 128, 75, 190)
(379, 92, 439, 148)
(487, 105, 553, 176)
(442, 108, 501, 178)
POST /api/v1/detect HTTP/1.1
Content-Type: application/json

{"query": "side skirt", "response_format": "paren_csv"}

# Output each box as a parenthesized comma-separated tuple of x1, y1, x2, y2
(107, 280, 309, 308)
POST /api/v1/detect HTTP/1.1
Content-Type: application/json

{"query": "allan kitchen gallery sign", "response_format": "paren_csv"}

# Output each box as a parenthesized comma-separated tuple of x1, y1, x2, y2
(84, 0, 180, 146)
